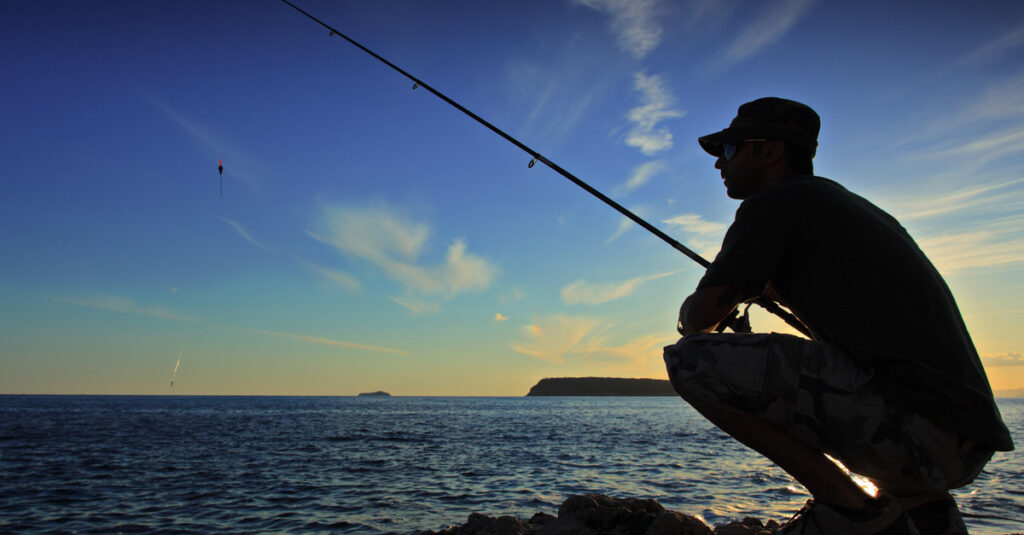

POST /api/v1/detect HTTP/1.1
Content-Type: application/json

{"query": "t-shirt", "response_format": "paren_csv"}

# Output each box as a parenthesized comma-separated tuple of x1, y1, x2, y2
(698, 175, 1013, 451)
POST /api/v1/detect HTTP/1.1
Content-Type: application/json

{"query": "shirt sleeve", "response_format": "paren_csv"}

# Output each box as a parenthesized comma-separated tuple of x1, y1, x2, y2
(697, 191, 793, 301)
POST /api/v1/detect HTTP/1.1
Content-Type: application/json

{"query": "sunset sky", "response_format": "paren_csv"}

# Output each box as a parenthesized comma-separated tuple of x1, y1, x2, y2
(3, 0, 1023, 395)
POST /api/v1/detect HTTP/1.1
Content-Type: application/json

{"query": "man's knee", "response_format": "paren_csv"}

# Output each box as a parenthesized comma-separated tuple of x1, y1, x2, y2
(663, 336, 712, 403)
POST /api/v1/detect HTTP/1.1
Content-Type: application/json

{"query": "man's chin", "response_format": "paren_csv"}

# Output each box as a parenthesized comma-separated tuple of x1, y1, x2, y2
(725, 186, 748, 200)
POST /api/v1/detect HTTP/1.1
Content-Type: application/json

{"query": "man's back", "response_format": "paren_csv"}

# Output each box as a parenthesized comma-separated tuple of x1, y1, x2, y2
(705, 175, 1011, 450)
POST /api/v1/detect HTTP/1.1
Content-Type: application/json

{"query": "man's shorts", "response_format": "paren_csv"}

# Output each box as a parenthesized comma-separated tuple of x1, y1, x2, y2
(663, 333, 992, 495)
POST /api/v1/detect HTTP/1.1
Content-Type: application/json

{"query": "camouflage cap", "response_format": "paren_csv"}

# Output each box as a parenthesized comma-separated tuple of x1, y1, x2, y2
(698, 97, 820, 158)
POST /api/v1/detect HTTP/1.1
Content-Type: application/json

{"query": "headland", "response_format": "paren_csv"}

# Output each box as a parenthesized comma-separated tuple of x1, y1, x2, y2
(526, 377, 676, 396)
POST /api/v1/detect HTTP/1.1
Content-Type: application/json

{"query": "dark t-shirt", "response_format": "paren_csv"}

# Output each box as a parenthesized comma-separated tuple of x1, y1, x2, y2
(699, 175, 1012, 451)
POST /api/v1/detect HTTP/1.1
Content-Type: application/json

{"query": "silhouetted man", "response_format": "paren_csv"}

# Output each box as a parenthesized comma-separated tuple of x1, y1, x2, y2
(664, 97, 1012, 535)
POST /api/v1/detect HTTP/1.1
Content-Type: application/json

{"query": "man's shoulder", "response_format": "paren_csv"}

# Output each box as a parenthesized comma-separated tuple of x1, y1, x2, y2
(743, 175, 877, 216)
(737, 176, 843, 217)
(765, 175, 845, 196)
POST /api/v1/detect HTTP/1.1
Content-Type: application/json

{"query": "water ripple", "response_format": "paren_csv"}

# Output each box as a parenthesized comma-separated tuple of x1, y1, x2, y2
(0, 395, 1020, 534)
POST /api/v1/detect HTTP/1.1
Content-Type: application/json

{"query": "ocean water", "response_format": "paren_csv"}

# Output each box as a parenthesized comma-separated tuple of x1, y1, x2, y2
(1, 395, 1021, 534)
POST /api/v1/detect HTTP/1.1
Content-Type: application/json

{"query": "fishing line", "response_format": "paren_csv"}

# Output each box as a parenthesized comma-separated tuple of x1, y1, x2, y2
(170, 347, 182, 391)
(277, 0, 810, 338)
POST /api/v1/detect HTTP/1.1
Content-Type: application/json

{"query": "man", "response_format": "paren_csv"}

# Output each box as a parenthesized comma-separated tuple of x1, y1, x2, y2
(663, 97, 1013, 535)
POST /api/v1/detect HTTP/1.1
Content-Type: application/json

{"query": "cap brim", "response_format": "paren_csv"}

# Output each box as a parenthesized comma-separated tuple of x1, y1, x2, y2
(697, 129, 732, 157)
(699, 121, 819, 158)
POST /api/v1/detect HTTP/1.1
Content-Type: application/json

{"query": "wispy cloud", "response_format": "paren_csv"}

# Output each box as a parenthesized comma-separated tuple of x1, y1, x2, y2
(662, 213, 728, 257)
(309, 203, 499, 301)
(56, 293, 197, 323)
(572, 0, 664, 59)
(495, 313, 509, 321)
(900, 74, 1024, 151)
(148, 96, 264, 192)
(390, 297, 441, 316)
(235, 326, 409, 355)
(720, 0, 816, 68)
(982, 352, 1024, 367)
(618, 160, 668, 195)
(561, 271, 677, 305)
(880, 178, 1024, 221)
(508, 59, 607, 144)
(590, 333, 679, 373)
(301, 260, 361, 292)
(219, 217, 270, 250)
(512, 314, 673, 370)
(608, 216, 634, 243)
(908, 127, 1024, 164)
(916, 218, 1024, 273)
(663, 213, 727, 235)
(625, 72, 685, 155)
(955, 22, 1024, 68)
(500, 288, 526, 304)
(606, 204, 649, 243)
(512, 314, 610, 362)
(871, 175, 1024, 275)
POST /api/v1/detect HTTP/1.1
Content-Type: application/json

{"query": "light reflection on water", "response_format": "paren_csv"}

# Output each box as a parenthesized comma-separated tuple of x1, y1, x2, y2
(0, 396, 1021, 534)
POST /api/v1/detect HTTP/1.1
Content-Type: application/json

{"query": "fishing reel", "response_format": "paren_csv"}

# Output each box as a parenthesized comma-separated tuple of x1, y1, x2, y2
(676, 303, 752, 336)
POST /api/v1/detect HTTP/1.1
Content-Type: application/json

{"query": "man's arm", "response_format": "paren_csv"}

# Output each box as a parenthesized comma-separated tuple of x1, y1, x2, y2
(678, 284, 745, 335)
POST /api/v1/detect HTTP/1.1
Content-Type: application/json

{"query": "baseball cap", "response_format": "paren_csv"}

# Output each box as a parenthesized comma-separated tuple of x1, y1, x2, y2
(698, 97, 820, 158)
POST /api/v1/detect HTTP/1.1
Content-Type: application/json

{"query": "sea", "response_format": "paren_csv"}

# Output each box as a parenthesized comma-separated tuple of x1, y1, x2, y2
(1, 395, 1021, 534)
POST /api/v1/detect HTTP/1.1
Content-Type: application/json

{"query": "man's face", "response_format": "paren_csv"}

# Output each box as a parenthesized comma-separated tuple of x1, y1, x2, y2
(715, 141, 767, 199)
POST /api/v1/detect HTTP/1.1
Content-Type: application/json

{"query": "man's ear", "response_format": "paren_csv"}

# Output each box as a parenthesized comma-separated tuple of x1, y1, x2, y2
(762, 140, 788, 165)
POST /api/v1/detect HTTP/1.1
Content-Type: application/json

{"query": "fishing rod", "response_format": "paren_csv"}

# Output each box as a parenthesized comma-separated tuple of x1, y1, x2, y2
(278, 0, 811, 339)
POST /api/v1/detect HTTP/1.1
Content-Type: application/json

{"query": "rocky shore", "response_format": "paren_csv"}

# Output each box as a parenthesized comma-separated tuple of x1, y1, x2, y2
(422, 494, 782, 535)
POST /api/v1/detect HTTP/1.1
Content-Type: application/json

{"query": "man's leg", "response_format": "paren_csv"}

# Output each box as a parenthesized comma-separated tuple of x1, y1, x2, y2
(665, 333, 979, 534)
(679, 386, 873, 510)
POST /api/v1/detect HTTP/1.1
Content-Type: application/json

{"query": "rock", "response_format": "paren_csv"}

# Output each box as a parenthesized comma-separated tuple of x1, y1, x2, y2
(422, 494, 718, 535)
(529, 512, 557, 526)
(649, 510, 713, 535)
(555, 494, 660, 534)
(427, 512, 534, 535)
(713, 517, 768, 535)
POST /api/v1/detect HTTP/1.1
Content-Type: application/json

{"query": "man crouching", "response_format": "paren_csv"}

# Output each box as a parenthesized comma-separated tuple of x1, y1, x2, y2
(664, 97, 1012, 535)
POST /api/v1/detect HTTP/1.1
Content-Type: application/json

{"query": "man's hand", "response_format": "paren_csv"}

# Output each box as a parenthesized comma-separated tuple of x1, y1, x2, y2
(678, 285, 744, 335)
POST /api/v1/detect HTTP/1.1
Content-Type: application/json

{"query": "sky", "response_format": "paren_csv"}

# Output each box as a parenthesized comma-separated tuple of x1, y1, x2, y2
(2, 0, 1023, 396)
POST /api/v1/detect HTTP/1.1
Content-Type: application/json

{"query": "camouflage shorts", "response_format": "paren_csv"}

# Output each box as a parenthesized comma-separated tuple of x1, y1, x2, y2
(663, 333, 991, 495)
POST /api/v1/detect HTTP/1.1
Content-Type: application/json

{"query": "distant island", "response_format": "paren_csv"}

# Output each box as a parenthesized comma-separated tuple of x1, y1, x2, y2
(357, 391, 391, 397)
(526, 377, 676, 397)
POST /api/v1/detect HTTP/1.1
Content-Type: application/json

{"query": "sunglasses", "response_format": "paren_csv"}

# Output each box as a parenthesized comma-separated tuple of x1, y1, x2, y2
(722, 138, 768, 161)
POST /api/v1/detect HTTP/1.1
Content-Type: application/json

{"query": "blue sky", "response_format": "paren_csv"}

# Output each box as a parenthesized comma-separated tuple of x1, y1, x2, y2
(2, 0, 1023, 395)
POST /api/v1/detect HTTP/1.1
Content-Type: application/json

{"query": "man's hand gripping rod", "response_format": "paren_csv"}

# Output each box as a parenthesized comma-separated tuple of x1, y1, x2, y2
(279, 0, 812, 338)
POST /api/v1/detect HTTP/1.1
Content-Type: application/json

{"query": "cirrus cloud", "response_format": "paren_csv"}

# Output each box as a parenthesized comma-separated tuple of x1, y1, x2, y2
(512, 314, 674, 372)
(625, 72, 686, 155)
(309, 203, 499, 306)
(572, 0, 665, 59)
(618, 160, 668, 194)
(982, 352, 1024, 367)
(561, 271, 677, 305)
(55, 293, 197, 323)
(663, 213, 728, 258)
(219, 217, 270, 250)
(719, 0, 817, 69)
